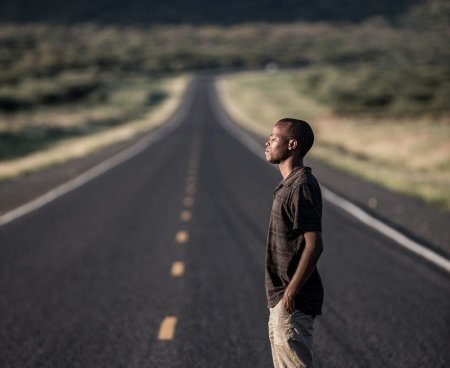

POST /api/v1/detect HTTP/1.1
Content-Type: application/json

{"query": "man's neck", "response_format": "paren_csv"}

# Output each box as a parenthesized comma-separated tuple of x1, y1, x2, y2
(279, 157, 304, 179)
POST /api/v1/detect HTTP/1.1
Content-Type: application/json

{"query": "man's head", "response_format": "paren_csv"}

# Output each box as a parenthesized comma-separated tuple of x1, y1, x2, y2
(265, 118, 314, 164)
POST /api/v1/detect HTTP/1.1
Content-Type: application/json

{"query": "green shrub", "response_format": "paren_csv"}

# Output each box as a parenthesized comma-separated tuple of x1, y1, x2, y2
(0, 19, 448, 116)
(295, 64, 450, 116)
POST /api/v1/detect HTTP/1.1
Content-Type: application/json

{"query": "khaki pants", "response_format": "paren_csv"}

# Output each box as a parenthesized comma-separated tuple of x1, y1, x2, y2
(268, 301, 315, 368)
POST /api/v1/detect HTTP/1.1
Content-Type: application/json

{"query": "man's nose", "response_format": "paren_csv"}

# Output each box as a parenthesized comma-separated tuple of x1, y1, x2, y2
(265, 141, 269, 147)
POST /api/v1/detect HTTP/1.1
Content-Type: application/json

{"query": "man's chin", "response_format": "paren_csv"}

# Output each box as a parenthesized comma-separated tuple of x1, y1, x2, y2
(266, 156, 279, 164)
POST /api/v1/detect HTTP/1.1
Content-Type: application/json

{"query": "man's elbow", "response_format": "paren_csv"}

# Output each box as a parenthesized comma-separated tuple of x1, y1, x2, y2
(304, 231, 324, 257)
(318, 239, 324, 252)
(315, 240, 324, 258)
(313, 232, 324, 257)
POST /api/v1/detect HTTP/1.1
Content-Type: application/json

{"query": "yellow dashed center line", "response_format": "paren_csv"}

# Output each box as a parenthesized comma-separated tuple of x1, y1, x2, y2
(156, 136, 204, 343)
(183, 196, 195, 207)
(158, 316, 178, 340)
(180, 210, 192, 222)
(185, 184, 196, 196)
(175, 230, 189, 244)
(186, 176, 197, 185)
(171, 261, 185, 277)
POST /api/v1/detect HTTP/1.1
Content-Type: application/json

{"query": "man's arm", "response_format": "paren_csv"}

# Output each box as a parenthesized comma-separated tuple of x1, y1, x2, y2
(282, 231, 324, 313)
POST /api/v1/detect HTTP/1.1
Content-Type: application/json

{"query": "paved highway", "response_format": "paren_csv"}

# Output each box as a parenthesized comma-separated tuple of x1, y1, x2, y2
(1, 76, 449, 367)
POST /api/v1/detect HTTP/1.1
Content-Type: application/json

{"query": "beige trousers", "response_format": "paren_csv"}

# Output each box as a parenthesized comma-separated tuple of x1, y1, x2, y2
(268, 301, 315, 368)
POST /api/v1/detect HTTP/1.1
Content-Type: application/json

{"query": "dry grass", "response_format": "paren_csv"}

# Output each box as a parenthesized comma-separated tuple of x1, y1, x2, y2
(217, 71, 450, 210)
(0, 75, 189, 179)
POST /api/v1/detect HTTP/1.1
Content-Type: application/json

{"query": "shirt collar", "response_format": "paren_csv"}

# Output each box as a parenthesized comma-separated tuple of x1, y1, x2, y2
(275, 166, 310, 191)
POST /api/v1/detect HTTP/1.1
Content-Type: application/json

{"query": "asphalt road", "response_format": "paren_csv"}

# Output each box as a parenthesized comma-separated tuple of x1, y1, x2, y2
(1, 76, 449, 368)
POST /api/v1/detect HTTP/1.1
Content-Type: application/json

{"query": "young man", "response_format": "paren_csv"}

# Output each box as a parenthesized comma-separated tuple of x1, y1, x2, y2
(265, 118, 324, 368)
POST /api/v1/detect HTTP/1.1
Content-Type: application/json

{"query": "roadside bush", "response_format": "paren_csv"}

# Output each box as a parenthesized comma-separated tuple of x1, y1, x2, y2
(296, 64, 450, 116)
(0, 72, 103, 111)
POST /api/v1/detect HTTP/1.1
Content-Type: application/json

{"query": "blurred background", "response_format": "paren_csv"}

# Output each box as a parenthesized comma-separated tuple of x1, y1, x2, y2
(0, 0, 449, 207)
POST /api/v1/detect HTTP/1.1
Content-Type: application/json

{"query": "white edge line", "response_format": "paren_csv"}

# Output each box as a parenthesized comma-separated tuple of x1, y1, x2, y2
(0, 81, 195, 227)
(209, 79, 450, 274)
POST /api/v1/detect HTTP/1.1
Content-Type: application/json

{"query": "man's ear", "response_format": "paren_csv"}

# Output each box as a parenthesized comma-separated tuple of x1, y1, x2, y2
(288, 139, 298, 151)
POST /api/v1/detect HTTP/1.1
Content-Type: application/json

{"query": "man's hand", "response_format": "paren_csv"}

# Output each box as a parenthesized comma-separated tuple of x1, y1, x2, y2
(282, 286, 296, 314)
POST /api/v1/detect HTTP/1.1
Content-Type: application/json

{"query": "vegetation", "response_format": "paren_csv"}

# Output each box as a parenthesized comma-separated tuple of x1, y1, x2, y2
(0, 0, 417, 24)
(0, 73, 171, 160)
(0, 75, 187, 179)
(1, 23, 448, 111)
(1, 0, 448, 115)
(293, 64, 450, 116)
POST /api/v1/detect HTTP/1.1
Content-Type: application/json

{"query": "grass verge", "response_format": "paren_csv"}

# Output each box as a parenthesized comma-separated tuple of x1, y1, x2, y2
(0, 75, 189, 180)
(217, 71, 450, 211)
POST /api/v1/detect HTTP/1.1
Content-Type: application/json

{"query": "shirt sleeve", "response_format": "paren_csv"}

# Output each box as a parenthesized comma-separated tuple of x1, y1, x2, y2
(291, 183, 322, 234)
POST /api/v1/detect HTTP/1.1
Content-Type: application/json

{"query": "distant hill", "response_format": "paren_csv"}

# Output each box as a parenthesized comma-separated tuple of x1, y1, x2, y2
(0, 0, 421, 24)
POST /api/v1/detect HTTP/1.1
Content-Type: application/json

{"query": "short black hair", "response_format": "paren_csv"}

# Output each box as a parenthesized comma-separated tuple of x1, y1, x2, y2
(276, 118, 314, 157)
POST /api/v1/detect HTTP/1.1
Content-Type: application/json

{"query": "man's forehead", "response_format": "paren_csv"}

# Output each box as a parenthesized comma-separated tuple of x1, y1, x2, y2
(271, 123, 287, 136)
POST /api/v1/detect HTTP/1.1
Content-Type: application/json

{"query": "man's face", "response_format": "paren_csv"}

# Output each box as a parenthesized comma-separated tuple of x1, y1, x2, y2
(265, 124, 290, 164)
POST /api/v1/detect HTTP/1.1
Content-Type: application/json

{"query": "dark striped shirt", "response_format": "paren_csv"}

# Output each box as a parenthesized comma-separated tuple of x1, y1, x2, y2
(265, 166, 324, 316)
